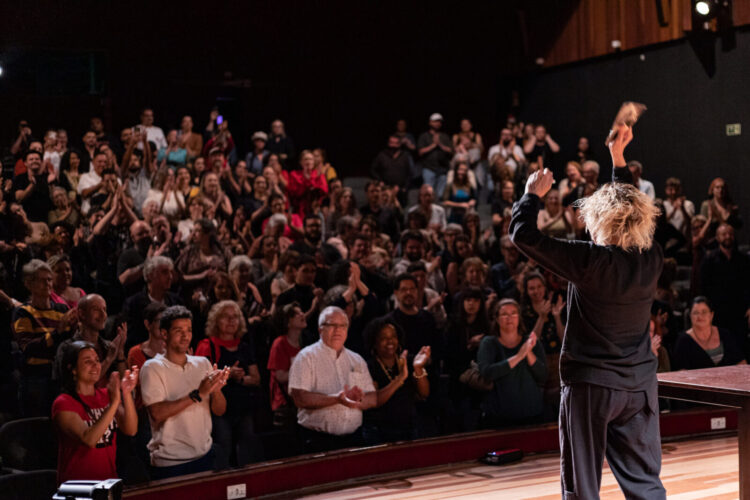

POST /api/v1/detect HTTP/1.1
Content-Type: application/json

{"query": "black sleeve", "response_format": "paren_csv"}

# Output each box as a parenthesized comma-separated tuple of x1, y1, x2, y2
(509, 193, 599, 284)
(612, 165, 634, 186)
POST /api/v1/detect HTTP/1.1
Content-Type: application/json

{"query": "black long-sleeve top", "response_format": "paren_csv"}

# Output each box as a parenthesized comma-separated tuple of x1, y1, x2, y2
(509, 165, 663, 392)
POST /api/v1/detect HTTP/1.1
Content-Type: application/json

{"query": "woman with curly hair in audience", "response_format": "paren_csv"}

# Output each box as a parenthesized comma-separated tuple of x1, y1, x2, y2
(196, 300, 263, 467)
(362, 318, 431, 444)
(327, 187, 360, 236)
(53, 340, 138, 484)
(477, 298, 546, 428)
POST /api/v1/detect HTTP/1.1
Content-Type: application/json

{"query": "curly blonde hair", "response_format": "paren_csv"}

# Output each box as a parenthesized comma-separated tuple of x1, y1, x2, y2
(205, 300, 247, 339)
(575, 182, 659, 252)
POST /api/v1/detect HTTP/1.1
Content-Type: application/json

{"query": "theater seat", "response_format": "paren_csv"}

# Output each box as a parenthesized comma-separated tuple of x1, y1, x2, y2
(0, 469, 57, 500)
(0, 417, 58, 471)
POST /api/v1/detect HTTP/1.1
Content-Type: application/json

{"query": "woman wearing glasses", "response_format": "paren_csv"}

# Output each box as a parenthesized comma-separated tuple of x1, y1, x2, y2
(477, 298, 546, 428)
(672, 296, 746, 370)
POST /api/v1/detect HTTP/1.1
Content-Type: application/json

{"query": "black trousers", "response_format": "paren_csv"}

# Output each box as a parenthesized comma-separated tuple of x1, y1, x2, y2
(559, 383, 666, 500)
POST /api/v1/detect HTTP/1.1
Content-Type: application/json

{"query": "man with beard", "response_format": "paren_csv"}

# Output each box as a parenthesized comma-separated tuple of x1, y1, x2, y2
(121, 130, 155, 215)
(371, 135, 412, 205)
(359, 181, 401, 244)
(407, 184, 447, 231)
(487, 128, 526, 176)
(382, 274, 443, 436)
(13, 150, 54, 222)
(141, 306, 229, 479)
(117, 221, 164, 298)
(417, 113, 453, 198)
(392, 231, 445, 293)
(289, 215, 323, 256)
(699, 223, 750, 345)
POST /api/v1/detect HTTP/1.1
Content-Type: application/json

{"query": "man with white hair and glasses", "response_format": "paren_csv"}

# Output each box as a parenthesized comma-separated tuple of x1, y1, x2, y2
(510, 124, 665, 500)
(288, 306, 376, 453)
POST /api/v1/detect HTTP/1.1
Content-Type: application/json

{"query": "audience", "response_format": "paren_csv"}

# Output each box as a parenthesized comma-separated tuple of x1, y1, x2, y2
(1, 102, 748, 489)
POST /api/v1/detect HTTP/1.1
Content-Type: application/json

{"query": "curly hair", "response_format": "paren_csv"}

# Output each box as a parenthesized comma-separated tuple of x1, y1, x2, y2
(205, 300, 247, 339)
(575, 182, 659, 252)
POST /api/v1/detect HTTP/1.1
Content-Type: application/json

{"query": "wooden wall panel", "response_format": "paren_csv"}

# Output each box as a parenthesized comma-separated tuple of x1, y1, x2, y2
(543, 0, 750, 67)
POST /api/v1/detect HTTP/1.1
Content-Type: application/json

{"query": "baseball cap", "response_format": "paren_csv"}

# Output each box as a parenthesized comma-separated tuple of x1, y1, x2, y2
(252, 131, 268, 142)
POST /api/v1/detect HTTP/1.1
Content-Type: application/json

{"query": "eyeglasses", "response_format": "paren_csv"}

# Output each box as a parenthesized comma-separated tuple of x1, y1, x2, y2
(322, 323, 349, 331)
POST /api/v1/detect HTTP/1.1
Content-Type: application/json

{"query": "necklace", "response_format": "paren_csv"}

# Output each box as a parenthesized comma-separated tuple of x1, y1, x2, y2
(376, 356, 398, 382)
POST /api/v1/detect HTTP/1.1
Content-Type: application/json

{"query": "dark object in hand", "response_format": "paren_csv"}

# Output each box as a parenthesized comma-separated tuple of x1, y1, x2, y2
(605, 102, 647, 146)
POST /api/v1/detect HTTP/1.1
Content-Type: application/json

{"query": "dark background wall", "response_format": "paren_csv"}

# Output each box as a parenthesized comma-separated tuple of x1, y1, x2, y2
(515, 28, 750, 241)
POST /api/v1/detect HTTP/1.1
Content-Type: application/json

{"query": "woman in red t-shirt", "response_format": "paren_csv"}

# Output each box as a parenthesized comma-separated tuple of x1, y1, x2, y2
(282, 150, 328, 217)
(267, 302, 304, 412)
(52, 340, 139, 485)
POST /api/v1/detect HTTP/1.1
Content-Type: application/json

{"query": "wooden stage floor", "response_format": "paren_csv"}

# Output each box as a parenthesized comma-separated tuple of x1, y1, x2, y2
(301, 435, 739, 499)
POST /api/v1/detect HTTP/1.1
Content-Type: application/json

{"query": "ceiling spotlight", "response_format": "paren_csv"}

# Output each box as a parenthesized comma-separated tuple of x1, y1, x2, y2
(695, 1, 711, 15)
(0, 65, 3, 77)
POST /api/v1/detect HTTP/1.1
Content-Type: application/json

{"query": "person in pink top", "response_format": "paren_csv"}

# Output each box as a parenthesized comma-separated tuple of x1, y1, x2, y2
(267, 302, 304, 421)
(48, 254, 85, 308)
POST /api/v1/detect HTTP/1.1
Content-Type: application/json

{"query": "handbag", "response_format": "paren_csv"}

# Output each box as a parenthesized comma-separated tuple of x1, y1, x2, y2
(459, 360, 494, 392)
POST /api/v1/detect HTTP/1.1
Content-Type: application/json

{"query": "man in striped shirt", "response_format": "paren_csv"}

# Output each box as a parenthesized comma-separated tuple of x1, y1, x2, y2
(12, 259, 76, 416)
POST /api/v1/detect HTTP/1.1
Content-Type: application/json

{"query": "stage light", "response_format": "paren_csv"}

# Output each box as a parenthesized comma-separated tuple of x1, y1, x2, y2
(53, 479, 123, 500)
(0, 65, 3, 77)
(695, 1, 711, 15)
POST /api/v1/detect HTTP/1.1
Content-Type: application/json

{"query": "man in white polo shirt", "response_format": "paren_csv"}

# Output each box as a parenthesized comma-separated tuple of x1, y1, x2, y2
(140, 305, 229, 479)
(289, 306, 376, 453)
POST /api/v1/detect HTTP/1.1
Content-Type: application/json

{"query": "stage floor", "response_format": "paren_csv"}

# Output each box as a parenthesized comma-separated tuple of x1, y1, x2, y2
(301, 435, 738, 499)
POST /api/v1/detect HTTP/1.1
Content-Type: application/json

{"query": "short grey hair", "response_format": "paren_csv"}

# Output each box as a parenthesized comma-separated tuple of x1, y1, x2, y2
(582, 160, 600, 175)
(318, 306, 348, 329)
(268, 213, 287, 229)
(143, 256, 174, 282)
(23, 259, 52, 286)
(229, 255, 252, 275)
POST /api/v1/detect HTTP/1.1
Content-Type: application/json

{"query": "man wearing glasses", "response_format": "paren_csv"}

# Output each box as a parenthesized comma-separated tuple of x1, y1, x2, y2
(289, 306, 376, 453)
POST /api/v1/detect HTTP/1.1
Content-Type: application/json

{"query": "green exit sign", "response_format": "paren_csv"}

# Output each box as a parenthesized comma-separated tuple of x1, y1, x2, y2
(726, 123, 741, 136)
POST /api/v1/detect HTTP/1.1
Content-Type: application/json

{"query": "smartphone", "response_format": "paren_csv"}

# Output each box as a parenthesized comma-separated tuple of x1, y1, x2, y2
(216, 115, 224, 125)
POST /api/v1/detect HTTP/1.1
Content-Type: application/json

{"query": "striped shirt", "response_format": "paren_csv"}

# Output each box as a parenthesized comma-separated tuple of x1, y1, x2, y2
(12, 302, 71, 367)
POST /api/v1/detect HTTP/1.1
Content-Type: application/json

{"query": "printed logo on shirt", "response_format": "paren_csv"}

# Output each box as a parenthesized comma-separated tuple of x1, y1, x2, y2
(86, 406, 117, 448)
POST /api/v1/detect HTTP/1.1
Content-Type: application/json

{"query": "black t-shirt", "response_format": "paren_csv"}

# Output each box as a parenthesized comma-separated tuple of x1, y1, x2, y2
(12, 173, 53, 223)
(207, 341, 260, 415)
(364, 357, 417, 429)
(117, 247, 147, 298)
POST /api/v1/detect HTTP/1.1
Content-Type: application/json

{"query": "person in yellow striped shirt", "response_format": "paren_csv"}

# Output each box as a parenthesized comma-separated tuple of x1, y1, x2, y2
(12, 259, 77, 416)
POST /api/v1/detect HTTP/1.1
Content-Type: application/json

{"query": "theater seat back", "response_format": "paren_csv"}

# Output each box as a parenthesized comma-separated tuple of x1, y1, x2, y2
(0, 417, 58, 471)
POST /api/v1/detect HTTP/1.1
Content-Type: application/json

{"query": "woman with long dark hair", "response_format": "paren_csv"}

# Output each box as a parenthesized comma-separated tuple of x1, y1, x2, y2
(52, 340, 138, 484)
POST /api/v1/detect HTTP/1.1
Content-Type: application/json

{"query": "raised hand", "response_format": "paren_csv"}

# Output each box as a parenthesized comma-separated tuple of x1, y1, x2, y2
(525, 168, 554, 199)
(552, 295, 566, 317)
(608, 124, 633, 166)
(107, 371, 122, 406)
(397, 350, 409, 383)
(120, 366, 140, 395)
(413, 346, 431, 369)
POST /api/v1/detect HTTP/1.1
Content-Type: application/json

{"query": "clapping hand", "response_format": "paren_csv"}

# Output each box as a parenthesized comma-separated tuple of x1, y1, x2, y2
(397, 350, 409, 383)
(229, 361, 245, 383)
(107, 371, 122, 406)
(120, 366, 140, 395)
(551, 295, 566, 317)
(198, 365, 230, 399)
(413, 346, 431, 370)
(337, 384, 365, 409)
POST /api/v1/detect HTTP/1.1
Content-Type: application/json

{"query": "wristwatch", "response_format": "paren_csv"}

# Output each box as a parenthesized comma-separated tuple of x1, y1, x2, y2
(189, 389, 202, 403)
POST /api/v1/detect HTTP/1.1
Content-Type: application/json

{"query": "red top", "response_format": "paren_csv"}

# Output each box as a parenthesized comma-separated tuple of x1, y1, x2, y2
(126, 344, 153, 408)
(283, 169, 328, 217)
(267, 335, 301, 411)
(50, 289, 85, 309)
(52, 389, 117, 485)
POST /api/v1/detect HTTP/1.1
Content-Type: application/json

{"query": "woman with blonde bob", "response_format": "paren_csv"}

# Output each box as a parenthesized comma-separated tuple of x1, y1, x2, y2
(509, 124, 665, 499)
(195, 300, 263, 468)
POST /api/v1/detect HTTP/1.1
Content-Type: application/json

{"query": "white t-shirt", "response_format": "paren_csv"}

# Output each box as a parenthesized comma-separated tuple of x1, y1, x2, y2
(638, 178, 656, 200)
(140, 353, 213, 466)
(136, 125, 168, 151)
(663, 198, 695, 235)
(77, 170, 102, 215)
(407, 204, 447, 229)
(288, 340, 375, 436)
(487, 143, 525, 175)
(44, 151, 61, 178)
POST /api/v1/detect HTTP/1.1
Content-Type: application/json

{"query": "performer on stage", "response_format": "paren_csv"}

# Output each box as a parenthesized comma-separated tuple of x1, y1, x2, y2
(510, 123, 665, 499)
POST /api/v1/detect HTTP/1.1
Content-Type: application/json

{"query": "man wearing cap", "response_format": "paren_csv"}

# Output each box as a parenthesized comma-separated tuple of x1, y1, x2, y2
(417, 113, 453, 198)
(245, 131, 270, 176)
